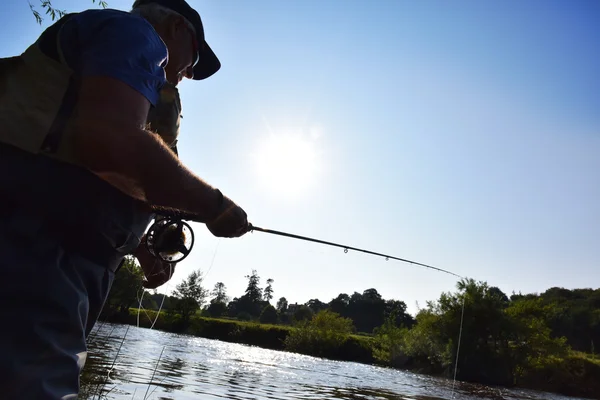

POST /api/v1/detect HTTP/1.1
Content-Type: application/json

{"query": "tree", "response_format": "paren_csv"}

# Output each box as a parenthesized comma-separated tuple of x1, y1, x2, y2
(385, 299, 415, 329)
(329, 293, 350, 316)
(211, 282, 229, 304)
(293, 305, 314, 323)
(276, 297, 288, 314)
(173, 269, 208, 325)
(29, 0, 108, 25)
(206, 301, 228, 318)
(235, 270, 265, 318)
(346, 289, 386, 333)
(101, 256, 143, 318)
(260, 304, 278, 324)
(264, 278, 274, 302)
(306, 298, 328, 313)
(244, 270, 262, 303)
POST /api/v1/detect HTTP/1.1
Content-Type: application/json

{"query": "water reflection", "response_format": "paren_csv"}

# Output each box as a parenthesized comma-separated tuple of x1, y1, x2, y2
(80, 323, 591, 400)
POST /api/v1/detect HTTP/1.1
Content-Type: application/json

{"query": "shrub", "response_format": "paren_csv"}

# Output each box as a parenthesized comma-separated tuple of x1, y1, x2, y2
(284, 310, 354, 358)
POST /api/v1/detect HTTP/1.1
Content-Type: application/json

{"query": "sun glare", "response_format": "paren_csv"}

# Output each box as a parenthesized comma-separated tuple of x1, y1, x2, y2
(254, 132, 319, 199)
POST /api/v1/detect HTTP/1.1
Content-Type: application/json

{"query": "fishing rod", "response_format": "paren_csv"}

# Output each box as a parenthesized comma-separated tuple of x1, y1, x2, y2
(248, 224, 462, 278)
(145, 213, 462, 278)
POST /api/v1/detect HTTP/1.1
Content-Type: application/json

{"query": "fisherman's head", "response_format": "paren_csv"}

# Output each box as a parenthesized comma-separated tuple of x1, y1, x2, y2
(131, 0, 220, 84)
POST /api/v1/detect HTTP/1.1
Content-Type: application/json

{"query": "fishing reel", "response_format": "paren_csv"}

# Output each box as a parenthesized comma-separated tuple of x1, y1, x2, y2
(145, 216, 195, 263)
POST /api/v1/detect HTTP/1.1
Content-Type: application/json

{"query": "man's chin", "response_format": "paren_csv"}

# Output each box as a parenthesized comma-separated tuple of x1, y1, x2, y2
(164, 74, 180, 86)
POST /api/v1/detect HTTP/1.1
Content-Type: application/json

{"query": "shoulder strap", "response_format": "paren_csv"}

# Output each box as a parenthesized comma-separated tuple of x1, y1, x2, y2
(39, 14, 81, 154)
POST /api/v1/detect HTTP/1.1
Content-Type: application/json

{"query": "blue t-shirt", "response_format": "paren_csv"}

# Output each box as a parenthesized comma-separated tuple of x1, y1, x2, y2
(58, 9, 168, 106)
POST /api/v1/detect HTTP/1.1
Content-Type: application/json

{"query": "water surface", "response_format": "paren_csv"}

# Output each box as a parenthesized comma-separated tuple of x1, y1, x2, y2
(81, 323, 592, 400)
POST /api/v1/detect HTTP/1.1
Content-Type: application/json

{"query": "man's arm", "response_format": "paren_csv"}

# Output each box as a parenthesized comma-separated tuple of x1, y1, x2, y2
(63, 14, 248, 237)
(70, 75, 224, 222)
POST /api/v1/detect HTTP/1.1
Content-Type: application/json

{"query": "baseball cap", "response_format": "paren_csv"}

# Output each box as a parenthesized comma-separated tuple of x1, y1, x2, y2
(134, 0, 221, 80)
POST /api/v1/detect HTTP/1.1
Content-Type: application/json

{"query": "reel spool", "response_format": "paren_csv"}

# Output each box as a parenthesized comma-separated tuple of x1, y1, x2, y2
(145, 217, 195, 263)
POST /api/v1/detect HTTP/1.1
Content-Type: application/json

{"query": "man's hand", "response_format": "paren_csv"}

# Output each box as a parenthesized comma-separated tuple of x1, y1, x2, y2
(134, 237, 176, 289)
(206, 195, 250, 238)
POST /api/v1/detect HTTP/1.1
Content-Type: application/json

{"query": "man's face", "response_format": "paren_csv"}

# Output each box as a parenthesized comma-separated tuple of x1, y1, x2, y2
(161, 16, 200, 84)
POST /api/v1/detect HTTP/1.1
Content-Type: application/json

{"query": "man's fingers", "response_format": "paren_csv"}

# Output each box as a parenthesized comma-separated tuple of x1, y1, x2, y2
(142, 263, 174, 289)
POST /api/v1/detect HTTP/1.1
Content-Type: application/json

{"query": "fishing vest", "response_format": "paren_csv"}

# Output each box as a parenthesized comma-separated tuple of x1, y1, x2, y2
(0, 14, 182, 264)
(0, 14, 181, 164)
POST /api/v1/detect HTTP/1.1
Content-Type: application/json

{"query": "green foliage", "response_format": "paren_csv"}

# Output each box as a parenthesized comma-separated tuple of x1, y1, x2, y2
(401, 308, 446, 369)
(284, 310, 354, 358)
(237, 311, 252, 321)
(102, 256, 143, 318)
(293, 305, 313, 323)
(373, 315, 409, 367)
(29, 0, 108, 25)
(206, 301, 228, 318)
(172, 269, 208, 325)
(260, 304, 278, 324)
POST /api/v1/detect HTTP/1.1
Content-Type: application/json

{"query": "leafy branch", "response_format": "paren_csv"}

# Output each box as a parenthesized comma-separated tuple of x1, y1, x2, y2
(28, 0, 108, 25)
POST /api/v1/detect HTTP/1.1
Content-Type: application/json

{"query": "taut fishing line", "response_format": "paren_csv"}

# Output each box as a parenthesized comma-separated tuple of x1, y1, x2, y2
(452, 295, 466, 398)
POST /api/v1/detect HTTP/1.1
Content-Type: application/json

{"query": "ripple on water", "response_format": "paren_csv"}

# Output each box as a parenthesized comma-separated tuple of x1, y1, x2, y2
(81, 323, 592, 400)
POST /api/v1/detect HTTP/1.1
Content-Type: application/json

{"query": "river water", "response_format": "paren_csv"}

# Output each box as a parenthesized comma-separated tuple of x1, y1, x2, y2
(80, 323, 592, 400)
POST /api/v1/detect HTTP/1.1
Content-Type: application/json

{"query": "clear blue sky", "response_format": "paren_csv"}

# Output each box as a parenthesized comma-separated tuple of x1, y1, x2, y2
(2, 0, 599, 315)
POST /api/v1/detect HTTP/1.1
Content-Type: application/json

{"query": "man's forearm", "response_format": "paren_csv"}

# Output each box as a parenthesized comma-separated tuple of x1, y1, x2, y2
(72, 121, 223, 222)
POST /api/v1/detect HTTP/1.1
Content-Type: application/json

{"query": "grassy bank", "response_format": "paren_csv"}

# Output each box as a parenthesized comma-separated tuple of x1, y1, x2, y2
(104, 309, 375, 363)
(98, 309, 600, 399)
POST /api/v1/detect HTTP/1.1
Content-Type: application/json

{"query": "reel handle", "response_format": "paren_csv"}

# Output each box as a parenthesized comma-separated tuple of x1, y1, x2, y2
(145, 216, 195, 263)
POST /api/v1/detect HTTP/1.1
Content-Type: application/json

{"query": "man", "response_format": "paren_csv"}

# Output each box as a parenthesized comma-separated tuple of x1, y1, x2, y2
(0, 0, 249, 398)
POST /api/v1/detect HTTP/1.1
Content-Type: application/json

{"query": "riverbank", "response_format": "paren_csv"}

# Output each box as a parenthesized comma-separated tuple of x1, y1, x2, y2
(99, 309, 600, 400)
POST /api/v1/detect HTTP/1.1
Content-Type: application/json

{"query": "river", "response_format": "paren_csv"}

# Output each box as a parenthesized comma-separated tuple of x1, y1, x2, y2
(80, 323, 592, 400)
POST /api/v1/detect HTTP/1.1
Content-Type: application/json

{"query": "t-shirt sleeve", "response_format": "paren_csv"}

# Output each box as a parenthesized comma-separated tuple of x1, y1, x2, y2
(70, 14, 168, 106)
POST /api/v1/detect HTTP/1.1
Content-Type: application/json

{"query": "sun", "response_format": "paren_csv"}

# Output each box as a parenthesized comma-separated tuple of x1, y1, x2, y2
(254, 131, 319, 199)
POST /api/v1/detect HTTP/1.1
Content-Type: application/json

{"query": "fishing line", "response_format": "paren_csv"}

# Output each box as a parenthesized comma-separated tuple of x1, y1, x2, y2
(136, 238, 220, 331)
(452, 295, 466, 398)
(149, 264, 173, 330)
(201, 238, 221, 281)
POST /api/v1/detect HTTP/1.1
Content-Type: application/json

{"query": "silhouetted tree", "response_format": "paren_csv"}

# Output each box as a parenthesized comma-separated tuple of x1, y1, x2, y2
(260, 304, 278, 324)
(264, 278, 274, 302)
(173, 269, 208, 325)
(101, 256, 143, 318)
(294, 305, 314, 323)
(211, 282, 229, 304)
(306, 298, 328, 313)
(276, 297, 288, 313)
(329, 293, 350, 317)
(244, 269, 262, 303)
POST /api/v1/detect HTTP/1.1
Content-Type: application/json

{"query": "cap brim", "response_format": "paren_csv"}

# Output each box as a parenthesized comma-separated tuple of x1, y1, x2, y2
(192, 40, 221, 80)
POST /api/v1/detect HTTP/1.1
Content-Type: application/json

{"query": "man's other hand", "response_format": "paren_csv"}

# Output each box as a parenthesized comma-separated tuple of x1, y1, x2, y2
(134, 237, 176, 289)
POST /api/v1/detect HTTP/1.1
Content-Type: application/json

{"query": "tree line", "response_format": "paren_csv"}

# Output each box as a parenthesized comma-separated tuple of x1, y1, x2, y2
(103, 257, 599, 354)
(101, 257, 416, 334)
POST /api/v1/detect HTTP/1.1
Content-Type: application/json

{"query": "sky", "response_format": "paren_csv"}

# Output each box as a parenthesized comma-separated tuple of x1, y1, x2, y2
(1, 0, 599, 315)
